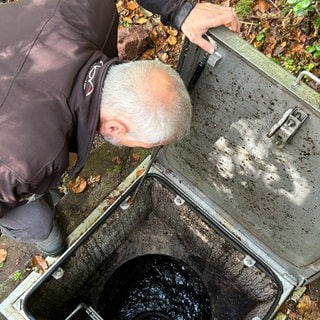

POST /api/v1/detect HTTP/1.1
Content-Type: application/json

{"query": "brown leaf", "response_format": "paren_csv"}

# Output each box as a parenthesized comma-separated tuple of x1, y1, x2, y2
(297, 295, 312, 315)
(167, 35, 177, 45)
(31, 255, 48, 274)
(87, 175, 101, 185)
(264, 35, 277, 56)
(136, 168, 145, 177)
(126, 0, 139, 11)
(0, 249, 7, 264)
(166, 28, 178, 37)
(137, 17, 148, 24)
(159, 52, 169, 62)
(141, 48, 155, 60)
(112, 156, 122, 165)
(107, 197, 116, 205)
(293, 30, 307, 43)
(292, 43, 304, 52)
(257, 0, 269, 13)
(68, 176, 87, 193)
(122, 16, 132, 24)
(131, 153, 140, 161)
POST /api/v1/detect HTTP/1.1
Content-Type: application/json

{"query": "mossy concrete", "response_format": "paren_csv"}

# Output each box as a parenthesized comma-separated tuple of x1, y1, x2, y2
(57, 143, 150, 236)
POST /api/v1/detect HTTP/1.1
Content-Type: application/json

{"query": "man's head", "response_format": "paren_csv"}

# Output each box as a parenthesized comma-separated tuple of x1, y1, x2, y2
(99, 60, 192, 148)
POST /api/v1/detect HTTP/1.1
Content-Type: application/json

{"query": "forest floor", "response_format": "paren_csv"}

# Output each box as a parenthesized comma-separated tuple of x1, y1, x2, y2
(116, 0, 319, 92)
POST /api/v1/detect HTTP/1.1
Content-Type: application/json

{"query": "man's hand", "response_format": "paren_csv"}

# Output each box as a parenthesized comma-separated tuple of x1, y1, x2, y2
(181, 3, 240, 54)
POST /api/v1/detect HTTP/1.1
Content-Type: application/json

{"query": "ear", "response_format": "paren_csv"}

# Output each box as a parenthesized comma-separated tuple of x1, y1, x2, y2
(99, 119, 128, 137)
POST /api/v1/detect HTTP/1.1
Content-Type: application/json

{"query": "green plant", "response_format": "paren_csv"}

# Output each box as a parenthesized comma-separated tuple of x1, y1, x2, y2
(306, 42, 320, 58)
(113, 164, 122, 173)
(236, 0, 255, 18)
(283, 0, 320, 33)
(256, 28, 267, 42)
(286, 0, 315, 16)
(12, 271, 22, 281)
(121, 20, 130, 28)
(278, 54, 303, 73)
(254, 28, 268, 48)
(305, 62, 316, 71)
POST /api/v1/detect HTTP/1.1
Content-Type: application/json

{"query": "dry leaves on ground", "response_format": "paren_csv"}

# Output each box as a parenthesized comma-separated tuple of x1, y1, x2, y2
(31, 255, 48, 274)
(67, 176, 87, 193)
(0, 248, 8, 265)
(117, 0, 319, 92)
(117, 0, 184, 66)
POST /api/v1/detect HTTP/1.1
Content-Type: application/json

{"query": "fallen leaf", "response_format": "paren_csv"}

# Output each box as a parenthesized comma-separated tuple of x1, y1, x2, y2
(31, 255, 48, 274)
(292, 30, 307, 43)
(68, 176, 87, 193)
(264, 35, 277, 56)
(141, 48, 155, 60)
(0, 249, 7, 263)
(107, 198, 115, 205)
(126, 0, 139, 11)
(257, 0, 269, 13)
(87, 175, 101, 185)
(167, 35, 177, 45)
(116, 0, 123, 9)
(137, 17, 148, 24)
(159, 52, 169, 62)
(122, 16, 132, 24)
(136, 168, 145, 177)
(292, 43, 304, 52)
(297, 295, 312, 315)
(166, 27, 178, 36)
(112, 156, 122, 165)
(131, 153, 140, 161)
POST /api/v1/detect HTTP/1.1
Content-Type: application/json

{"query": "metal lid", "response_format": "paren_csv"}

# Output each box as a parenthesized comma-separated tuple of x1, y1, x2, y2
(162, 28, 320, 283)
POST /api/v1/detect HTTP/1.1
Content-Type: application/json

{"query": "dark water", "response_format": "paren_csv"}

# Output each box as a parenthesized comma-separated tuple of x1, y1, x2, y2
(98, 255, 211, 320)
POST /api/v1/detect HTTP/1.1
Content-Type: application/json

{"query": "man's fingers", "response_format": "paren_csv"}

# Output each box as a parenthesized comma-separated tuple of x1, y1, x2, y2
(196, 37, 216, 54)
(228, 8, 241, 32)
(180, 3, 241, 53)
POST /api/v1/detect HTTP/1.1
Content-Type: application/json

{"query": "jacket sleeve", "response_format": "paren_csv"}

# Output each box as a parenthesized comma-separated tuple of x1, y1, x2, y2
(0, 167, 28, 218)
(0, 163, 56, 218)
(136, 0, 195, 30)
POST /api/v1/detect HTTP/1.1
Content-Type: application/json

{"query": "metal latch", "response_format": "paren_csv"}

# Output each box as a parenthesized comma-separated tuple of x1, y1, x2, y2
(266, 107, 309, 148)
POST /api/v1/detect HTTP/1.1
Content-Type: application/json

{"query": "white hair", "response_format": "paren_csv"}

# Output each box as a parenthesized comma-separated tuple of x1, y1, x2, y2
(100, 60, 192, 144)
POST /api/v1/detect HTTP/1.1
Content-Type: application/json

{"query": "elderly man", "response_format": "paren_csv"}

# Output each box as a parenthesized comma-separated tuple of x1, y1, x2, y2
(0, 0, 240, 256)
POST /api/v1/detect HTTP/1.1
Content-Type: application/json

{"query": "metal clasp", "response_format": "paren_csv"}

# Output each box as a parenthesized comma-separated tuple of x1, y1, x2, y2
(267, 107, 309, 148)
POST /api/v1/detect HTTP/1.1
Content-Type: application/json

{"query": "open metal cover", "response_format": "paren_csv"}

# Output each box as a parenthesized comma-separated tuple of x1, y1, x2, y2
(161, 27, 320, 284)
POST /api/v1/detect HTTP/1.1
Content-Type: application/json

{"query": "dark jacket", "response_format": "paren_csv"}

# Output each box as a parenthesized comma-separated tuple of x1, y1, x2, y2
(0, 0, 194, 216)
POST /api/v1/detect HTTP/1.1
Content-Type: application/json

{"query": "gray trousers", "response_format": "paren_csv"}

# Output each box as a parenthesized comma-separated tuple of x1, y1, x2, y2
(0, 196, 55, 242)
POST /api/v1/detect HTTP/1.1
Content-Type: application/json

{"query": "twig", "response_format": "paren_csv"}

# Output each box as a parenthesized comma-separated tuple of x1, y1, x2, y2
(266, 0, 278, 9)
